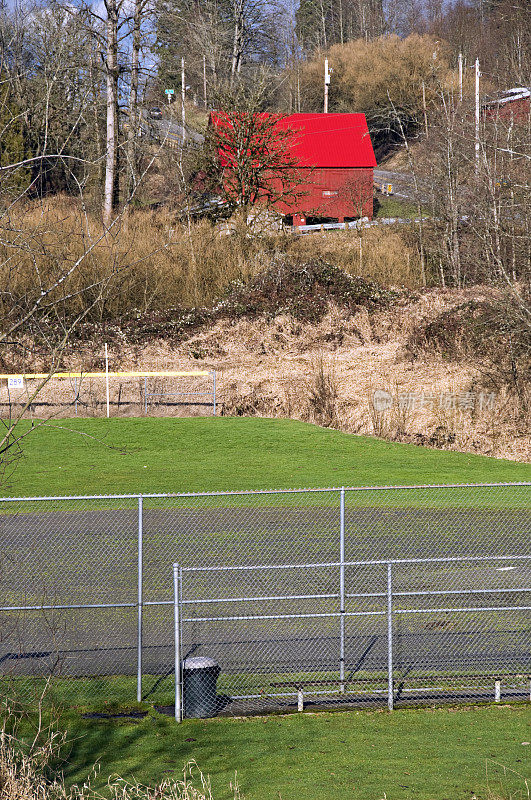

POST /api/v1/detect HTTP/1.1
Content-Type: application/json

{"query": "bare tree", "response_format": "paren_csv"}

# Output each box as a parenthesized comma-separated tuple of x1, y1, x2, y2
(103, 0, 120, 223)
(202, 80, 309, 222)
(125, 0, 152, 203)
(0, 1, 177, 476)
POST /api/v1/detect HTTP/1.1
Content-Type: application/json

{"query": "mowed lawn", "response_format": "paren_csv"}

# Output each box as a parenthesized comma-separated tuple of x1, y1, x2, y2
(4, 420, 531, 798)
(5, 417, 531, 496)
(55, 705, 529, 800)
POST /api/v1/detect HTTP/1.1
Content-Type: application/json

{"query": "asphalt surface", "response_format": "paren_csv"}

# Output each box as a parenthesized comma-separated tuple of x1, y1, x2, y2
(0, 503, 529, 710)
(141, 110, 204, 147)
(374, 168, 433, 206)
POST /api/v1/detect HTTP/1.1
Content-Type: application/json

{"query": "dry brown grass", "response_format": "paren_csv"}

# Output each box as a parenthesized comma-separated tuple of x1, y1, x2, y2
(293, 227, 423, 288)
(0, 715, 240, 799)
(307, 354, 339, 427)
(0, 197, 423, 330)
(0, 196, 282, 322)
(4, 198, 527, 461)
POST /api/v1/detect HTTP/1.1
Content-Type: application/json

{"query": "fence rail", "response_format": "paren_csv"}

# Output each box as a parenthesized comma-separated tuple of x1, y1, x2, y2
(0, 482, 529, 717)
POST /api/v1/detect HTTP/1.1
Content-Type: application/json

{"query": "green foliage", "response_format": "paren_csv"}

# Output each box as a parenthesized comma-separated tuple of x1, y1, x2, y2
(153, 0, 284, 102)
(0, 78, 32, 197)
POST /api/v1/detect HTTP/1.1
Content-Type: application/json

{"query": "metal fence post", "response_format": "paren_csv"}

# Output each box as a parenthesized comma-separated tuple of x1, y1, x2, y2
(144, 377, 148, 415)
(212, 370, 216, 416)
(173, 563, 183, 722)
(137, 496, 143, 702)
(74, 377, 78, 416)
(387, 562, 394, 711)
(339, 487, 345, 693)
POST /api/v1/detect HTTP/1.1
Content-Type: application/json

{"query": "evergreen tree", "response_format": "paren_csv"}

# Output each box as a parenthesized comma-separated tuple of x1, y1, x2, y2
(0, 77, 31, 198)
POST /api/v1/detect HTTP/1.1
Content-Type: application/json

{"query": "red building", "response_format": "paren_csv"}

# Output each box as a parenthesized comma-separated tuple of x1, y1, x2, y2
(210, 112, 377, 225)
(272, 113, 377, 225)
(482, 87, 530, 123)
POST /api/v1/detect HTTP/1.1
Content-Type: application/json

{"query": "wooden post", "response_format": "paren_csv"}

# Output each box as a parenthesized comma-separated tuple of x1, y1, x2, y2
(203, 54, 207, 108)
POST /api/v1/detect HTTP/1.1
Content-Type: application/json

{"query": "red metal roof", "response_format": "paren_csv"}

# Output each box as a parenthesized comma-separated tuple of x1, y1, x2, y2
(209, 112, 376, 169)
(275, 113, 376, 169)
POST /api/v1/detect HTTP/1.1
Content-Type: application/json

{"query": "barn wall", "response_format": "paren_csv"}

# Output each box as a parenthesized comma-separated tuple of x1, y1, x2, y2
(274, 167, 374, 223)
(484, 97, 530, 122)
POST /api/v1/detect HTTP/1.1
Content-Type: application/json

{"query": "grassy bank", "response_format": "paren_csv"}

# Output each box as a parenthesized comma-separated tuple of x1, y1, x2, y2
(5, 417, 530, 497)
(26, 704, 527, 799)
(1, 198, 424, 338)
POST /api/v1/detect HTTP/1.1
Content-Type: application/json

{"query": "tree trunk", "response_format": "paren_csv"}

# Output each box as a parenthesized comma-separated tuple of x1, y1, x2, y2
(231, 0, 244, 84)
(126, 0, 141, 203)
(103, 0, 119, 225)
(86, 37, 104, 201)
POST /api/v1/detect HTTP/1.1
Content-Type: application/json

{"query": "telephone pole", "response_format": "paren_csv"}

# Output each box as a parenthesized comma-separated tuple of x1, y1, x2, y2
(181, 57, 186, 143)
(324, 58, 331, 113)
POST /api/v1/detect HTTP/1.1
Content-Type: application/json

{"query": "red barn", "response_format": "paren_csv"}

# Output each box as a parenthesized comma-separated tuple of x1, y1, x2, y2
(209, 112, 377, 225)
(483, 87, 530, 123)
(272, 113, 377, 225)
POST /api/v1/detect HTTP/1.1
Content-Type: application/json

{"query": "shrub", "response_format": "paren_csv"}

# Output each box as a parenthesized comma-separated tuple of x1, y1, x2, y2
(406, 291, 531, 416)
(298, 35, 451, 153)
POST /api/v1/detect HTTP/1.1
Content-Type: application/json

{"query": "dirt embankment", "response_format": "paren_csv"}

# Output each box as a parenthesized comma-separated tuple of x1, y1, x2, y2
(133, 290, 528, 462)
(10, 261, 530, 462)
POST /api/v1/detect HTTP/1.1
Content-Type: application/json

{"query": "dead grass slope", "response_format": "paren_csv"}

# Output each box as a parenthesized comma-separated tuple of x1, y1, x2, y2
(49, 280, 528, 463)
(7, 241, 528, 462)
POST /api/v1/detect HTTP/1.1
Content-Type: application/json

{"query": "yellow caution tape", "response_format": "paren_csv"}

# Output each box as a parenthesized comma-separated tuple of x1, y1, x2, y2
(0, 371, 211, 379)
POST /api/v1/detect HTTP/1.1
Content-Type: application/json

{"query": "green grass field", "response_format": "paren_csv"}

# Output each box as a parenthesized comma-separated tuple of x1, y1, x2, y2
(374, 195, 422, 219)
(30, 704, 526, 799)
(3, 418, 530, 798)
(5, 417, 530, 497)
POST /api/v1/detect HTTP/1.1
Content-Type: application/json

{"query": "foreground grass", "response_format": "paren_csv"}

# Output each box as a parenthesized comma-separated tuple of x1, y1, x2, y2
(5, 417, 530, 497)
(32, 705, 527, 799)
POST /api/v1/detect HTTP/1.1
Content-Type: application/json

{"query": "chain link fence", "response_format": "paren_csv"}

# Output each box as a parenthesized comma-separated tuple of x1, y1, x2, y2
(0, 370, 217, 418)
(0, 483, 529, 717)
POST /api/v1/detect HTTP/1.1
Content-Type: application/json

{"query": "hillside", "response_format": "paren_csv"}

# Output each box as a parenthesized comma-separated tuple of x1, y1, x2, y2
(130, 293, 528, 462)
(18, 259, 528, 463)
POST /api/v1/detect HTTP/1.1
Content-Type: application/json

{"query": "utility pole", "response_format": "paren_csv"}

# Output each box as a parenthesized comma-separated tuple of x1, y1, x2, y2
(203, 54, 207, 108)
(458, 52, 463, 102)
(324, 58, 331, 113)
(181, 57, 186, 143)
(475, 57, 480, 175)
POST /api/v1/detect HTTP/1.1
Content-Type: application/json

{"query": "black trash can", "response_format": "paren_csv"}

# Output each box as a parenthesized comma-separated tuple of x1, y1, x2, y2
(182, 656, 220, 718)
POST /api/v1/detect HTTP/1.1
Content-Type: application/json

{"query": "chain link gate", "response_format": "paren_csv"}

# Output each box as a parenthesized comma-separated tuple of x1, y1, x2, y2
(172, 553, 531, 720)
(0, 483, 529, 715)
